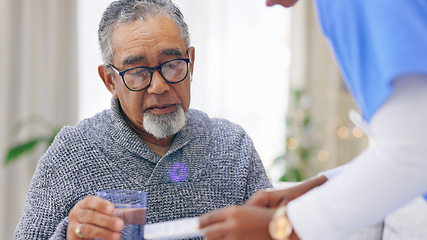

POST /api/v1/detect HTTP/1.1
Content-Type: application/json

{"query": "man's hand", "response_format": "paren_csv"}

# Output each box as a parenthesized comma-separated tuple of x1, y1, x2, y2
(266, 0, 299, 8)
(67, 196, 125, 240)
(199, 206, 276, 240)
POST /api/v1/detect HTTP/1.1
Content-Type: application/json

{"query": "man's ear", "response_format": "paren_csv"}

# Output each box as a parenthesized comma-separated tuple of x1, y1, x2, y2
(187, 46, 195, 77)
(98, 65, 118, 99)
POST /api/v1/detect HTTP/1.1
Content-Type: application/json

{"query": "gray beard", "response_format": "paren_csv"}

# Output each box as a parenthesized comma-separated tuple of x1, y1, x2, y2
(142, 105, 186, 139)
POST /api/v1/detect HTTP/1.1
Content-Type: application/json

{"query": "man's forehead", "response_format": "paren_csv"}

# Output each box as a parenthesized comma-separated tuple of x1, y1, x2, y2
(121, 48, 184, 66)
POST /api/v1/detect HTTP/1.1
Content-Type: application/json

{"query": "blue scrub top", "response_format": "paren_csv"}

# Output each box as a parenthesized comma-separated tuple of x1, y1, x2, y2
(314, 0, 427, 201)
(315, 0, 427, 121)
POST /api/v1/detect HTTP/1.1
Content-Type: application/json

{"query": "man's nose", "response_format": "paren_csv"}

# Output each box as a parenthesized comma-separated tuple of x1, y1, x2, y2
(146, 70, 170, 95)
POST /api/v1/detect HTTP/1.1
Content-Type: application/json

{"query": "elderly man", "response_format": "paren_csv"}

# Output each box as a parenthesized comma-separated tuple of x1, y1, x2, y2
(15, 0, 272, 239)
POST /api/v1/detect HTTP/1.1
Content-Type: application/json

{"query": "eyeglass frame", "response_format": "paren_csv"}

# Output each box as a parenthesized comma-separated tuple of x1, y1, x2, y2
(109, 58, 191, 92)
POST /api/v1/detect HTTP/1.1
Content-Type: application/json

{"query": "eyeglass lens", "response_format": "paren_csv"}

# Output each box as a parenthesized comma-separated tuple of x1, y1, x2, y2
(124, 59, 188, 91)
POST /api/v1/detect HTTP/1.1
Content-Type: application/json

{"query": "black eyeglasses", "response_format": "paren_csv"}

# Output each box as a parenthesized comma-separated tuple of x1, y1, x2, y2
(109, 58, 190, 91)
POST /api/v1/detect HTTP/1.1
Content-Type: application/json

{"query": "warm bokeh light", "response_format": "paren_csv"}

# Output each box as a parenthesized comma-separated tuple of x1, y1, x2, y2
(286, 137, 299, 150)
(352, 126, 364, 138)
(292, 109, 305, 122)
(318, 149, 330, 162)
(337, 126, 350, 139)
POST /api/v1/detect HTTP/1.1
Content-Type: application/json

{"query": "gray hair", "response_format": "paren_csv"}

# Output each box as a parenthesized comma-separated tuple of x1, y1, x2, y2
(98, 0, 191, 65)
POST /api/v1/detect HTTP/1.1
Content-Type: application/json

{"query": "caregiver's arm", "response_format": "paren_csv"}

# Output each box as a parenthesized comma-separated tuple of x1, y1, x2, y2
(288, 75, 427, 240)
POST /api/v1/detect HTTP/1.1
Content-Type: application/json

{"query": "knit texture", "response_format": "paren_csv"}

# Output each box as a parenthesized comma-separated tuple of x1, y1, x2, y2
(15, 99, 272, 239)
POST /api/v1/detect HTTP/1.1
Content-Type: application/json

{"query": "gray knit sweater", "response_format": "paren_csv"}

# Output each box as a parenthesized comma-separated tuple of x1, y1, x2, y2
(15, 99, 272, 239)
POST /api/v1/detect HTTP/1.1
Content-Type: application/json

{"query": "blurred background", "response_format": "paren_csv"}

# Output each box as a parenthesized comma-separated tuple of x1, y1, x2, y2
(0, 0, 367, 238)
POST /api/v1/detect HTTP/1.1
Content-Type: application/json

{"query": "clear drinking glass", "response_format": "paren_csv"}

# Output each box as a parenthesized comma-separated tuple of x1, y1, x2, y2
(96, 189, 147, 240)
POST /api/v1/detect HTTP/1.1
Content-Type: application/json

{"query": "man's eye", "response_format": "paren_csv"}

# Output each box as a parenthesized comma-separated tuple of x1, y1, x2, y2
(129, 68, 149, 77)
(164, 64, 174, 69)
(136, 69, 148, 75)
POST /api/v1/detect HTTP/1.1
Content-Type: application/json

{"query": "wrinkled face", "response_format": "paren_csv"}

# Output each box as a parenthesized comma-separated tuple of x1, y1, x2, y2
(103, 16, 194, 138)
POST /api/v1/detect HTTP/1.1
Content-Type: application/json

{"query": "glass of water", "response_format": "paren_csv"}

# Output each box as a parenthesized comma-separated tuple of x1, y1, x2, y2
(96, 189, 147, 240)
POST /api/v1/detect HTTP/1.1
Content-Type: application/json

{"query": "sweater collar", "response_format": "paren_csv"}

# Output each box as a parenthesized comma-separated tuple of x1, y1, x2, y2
(107, 98, 198, 162)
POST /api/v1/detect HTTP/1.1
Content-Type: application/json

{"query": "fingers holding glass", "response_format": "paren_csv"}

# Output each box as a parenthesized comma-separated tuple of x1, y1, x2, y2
(67, 196, 124, 240)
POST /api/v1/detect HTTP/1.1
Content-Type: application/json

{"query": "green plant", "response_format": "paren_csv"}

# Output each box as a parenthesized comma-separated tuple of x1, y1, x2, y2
(272, 89, 317, 182)
(4, 116, 61, 166)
